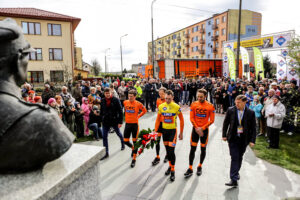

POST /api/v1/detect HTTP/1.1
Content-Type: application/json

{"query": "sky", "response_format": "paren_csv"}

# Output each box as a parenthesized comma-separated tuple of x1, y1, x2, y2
(1, 0, 299, 72)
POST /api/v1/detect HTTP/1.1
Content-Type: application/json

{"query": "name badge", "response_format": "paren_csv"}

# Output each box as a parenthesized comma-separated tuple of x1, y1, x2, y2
(237, 126, 243, 134)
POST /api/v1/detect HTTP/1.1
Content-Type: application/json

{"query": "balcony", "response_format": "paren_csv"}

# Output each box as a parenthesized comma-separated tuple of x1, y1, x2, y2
(177, 54, 181, 58)
(185, 34, 190, 38)
(199, 39, 205, 44)
(198, 49, 205, 54)
(177, 45, 181, 49)
(213, 47, 218, 53)
(211, 35, 219, 41)
(212, 24, 218, 30)
(184, 42, 190, 47)
(199, 28, 205, 34)
(166, 39, 170, 44)
(177, 36, 181, 41)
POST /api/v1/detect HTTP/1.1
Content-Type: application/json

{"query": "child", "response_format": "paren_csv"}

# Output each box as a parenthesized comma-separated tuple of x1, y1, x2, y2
(81, 97, 91, 136)
(249, 95, 263, 136)
(34, 96, 42, 103)
(74, 102, 84, 138)
(48, 98, 60, 116)
(64, 99, 76, 133)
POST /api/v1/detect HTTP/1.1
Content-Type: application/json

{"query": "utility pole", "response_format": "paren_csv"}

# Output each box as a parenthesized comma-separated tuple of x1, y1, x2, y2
(151, 0, 157, 78)
(236, 0, 242, 79)
(120, 34, 128, 76)
(105, 48, 110, 73)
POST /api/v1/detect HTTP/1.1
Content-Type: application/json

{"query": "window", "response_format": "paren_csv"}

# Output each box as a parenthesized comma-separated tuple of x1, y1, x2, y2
(202, 35, 205, 40)
(222, 16, 226, 23)
(216, 18, 220, 25)
(192, 36, 198, 42)
(222, 28, 226, 35)
(208, 32, 211, 36)
(192, 26, 198, 33)
(192, 46, 198, 52)
(29, 48, 42, 60)
(172, 34, 177, 39)
(27, 71, 44, 83)
(50, 71, 64, 82)
(208, 54, 210, 58)
(172, 43, 177, 48)
(48, 24, 62, 36)
(208, 21, 211, 25)
(49, 48, 63, 60)
(22, 22, 41, 35)
(216, 31, 219, 36)
(216, 42, 219, 48)
(201, 24, 204, 29)
(172, 51, 176, 55)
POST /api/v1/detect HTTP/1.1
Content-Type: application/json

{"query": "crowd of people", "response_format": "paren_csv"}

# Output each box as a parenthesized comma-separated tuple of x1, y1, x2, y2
(20, 76, 299, 150)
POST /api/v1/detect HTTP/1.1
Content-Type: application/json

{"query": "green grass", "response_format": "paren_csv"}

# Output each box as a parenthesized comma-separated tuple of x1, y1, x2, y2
(74, 135, 95, 143)
(252, 133, 300, 174)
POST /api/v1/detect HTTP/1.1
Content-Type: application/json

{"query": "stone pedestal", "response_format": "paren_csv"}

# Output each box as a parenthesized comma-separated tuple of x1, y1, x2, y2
(0, 144, 105, 200)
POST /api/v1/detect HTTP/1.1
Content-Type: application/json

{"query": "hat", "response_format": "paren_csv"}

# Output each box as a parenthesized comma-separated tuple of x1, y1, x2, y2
(28, 90, 35, 94)
(92, 105, 99, 111)
(0, 18, 35, 56)
(48, 98, 56, 105)
(271, 82, 278, 86)
(34, 96, 41, 102)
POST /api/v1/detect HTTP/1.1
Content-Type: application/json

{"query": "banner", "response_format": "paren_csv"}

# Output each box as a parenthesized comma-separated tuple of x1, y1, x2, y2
(286, 58, 299, 85)
(225, 48, 236, 80)
(222, 55, 229, 77)
(273, 33, 292, 48)
(234, 36, 273, 49)
(276, 55, 287, 81)
(240, 47, 249, 77)
(253, 47, 265, 79)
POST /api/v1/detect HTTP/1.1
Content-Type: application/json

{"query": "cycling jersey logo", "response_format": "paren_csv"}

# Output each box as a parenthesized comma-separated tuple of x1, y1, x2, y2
(126, 110, 135, 113)
(163, 107, 167, 111)
(125, 106, 135, 113)
(172, 143, 176, 147)
(195, 108, 207, 118)
(162, 113, 176, 116)
(196, 114, 206, 118)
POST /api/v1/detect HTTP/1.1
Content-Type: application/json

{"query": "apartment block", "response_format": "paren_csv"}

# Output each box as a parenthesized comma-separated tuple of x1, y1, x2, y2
(0, 8, 81, 83)
(148, 9, 261, 63)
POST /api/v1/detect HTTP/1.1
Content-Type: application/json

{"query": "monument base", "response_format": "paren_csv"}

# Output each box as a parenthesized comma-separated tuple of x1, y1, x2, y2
(0, 144, 105, 200)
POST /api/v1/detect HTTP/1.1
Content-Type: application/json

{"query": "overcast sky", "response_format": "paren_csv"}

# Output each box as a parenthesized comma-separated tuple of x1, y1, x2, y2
(1, 0, 299, 72)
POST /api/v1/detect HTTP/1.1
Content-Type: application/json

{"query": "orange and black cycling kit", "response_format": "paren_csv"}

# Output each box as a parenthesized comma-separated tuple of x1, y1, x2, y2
(156, 98, 166, 136)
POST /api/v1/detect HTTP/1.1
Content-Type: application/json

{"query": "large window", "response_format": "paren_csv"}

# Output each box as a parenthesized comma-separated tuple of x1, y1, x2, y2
(192, 36, 198, 42)
(49, 48, 63, 60)
(50, 71, 64, 82)
(172, 34, 177, 39)
(27, 71, 44, 83)
(48, 24, 62, 36)
(29, 48, 42, 60)
(216, 18, 220, 25)
(222, 28, 226, 36)
(192, 26, 198, 33)
(222, 16, 226, 23)
(22, 22, 41, 35)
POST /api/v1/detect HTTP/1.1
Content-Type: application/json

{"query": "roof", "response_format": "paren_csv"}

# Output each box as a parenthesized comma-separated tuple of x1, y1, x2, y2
(0, 8, 81, 31)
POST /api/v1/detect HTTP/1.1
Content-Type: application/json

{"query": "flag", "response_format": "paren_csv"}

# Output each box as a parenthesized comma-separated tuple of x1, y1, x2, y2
(253, 47, 265, 79)
(225, 48, 236, 80)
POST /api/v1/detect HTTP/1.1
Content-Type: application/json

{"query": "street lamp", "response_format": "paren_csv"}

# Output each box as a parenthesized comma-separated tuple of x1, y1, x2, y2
(105, 48, 110, 73)
(151, 0, 157, 78)
(235, 0, 242, 79)
(120, 34, 128, 76)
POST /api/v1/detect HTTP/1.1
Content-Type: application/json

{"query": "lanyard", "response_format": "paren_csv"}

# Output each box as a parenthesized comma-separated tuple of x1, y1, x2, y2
(237, 107, 245, 126)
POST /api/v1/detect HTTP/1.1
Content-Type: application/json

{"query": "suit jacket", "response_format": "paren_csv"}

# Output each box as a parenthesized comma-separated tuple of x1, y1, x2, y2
(100, 97, 123, 126)
(222, 106, 256, 145)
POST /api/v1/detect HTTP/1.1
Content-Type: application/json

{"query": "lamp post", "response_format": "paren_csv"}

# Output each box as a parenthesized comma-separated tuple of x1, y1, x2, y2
(120, 34, 128, 76)
(151, 0, 157, 78)
(105, 48, 110, 73)
(236, 0, 242, 79)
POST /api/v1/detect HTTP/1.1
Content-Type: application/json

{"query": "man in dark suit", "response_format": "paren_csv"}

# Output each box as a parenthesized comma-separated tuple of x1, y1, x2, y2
(222, 95, 256, 187)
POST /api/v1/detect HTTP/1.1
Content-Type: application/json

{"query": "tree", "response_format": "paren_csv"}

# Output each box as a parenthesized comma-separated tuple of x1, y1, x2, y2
(263, 55, 274, 78)
(288, 35, 300, 76)
(91, 58, 102, 76)
(123, 68, 127, 74)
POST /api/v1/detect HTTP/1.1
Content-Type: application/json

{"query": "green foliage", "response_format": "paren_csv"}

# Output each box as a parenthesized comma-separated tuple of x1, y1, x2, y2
(252, 134, 300, 174)
(263, 55, 275, 78)
(287, 35, 300, 76)
(91, 58, 102, 76)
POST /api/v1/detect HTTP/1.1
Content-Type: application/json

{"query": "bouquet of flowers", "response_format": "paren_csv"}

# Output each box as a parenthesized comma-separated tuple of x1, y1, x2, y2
(134, 128, 158, 155)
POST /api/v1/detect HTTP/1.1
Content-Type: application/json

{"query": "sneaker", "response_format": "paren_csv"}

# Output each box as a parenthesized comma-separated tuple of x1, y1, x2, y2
(131, 160, 136, 168)
(121, 145, 125, 151)
(196, 167, 202, 176)
(100, 153, 109, 160)
(165, 167, 171, 176)
(163, 155, 168, 163)
(170, 171, 175, 182)
(152, 157, 160, 166)
(225, 180, 238, 187)
(131, 151, 133, 157)
(184, 168, 193, 178)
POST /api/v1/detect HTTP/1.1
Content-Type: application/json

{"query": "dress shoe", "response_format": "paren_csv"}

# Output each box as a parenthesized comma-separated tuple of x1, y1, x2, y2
(100, 153, 109, 160)
(225, 180, 238, 187)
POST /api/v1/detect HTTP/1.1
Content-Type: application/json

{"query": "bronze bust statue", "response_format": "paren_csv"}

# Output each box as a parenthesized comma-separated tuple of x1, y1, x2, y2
(0, 18, 74, 173)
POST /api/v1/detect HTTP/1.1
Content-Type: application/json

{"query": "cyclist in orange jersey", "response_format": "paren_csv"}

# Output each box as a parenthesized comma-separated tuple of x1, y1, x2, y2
(184, 89, 215, 178)
(123, 89, 147, 168)
(152, 87, 169, 166)
(154, 90, 184, 182)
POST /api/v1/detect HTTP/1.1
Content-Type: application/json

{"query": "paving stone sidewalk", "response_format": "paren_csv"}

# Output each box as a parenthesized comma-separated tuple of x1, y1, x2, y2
(83, 106, 300, 200)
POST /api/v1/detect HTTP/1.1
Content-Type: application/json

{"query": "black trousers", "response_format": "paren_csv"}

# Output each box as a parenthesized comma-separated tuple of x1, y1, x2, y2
(267, 127, 280, 148)
(228, 138, 247, 181)
(189, 92, 196, 105)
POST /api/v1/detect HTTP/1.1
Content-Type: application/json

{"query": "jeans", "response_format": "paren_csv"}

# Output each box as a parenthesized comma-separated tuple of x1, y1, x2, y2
(182, 91, 189, 104)
(102, 125, 125, 154)
(88, 123, 102, 139)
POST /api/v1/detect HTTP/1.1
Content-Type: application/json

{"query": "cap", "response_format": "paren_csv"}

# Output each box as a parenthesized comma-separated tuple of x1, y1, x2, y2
(271, 82, 278, 86)
(0, 18, 35, 57)
(48, 98, 56, 105)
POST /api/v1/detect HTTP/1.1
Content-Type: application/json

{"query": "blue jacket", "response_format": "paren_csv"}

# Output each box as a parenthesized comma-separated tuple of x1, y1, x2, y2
(228, 84, 235, 93)
(249, 102, 263, 118)
(245, 92, 254, 107)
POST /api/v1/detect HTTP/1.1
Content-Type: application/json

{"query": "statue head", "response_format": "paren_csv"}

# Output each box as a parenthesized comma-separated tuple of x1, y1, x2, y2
(0, 18, 35, 86)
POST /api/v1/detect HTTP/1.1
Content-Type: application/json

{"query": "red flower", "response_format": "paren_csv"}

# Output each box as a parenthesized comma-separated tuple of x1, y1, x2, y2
(143, 135, 148, 140)
(142, 140, 146, 146)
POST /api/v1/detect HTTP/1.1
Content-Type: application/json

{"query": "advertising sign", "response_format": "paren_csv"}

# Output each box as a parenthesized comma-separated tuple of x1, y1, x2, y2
(273, 33, 292, 48)
(253, 47, 265, 79)
(225, 48, 236, 80)
(234, 36, 273, 49)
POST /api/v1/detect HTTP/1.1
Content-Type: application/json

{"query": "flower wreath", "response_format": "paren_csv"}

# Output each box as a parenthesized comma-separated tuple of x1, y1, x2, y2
(134, 128, 158, 155)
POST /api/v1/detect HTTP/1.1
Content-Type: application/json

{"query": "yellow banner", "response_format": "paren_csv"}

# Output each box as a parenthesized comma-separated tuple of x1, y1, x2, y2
(234, 36, 273, 49)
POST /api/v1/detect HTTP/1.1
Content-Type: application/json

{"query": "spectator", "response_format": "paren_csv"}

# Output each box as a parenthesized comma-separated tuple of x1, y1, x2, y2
(222, 83, 230, 113)
(189, 79, 197, 105)
(265, 96, 286, 149)
(100, 88, 125, 160)
(42, 84, 55, 104)
(102, 79, 109, 88)
(170, 79, 181, 104)
(182, 79, 190, 105)
(118, 81, 127, 106)
(134, 81, 143, 103)
(22, 93, 29, 102)
(55, 95, 65, 120)
(74, 101, 84, 139)
(245, 85, 254, 107)
(28, 90, 35, 103)
(110, 84, 119, 98)
(145, 79, 157, 112)
(81, 97, 91, 136)
(249, 95, 263, 136)
(215, 87, 222, 113)
(88, 87, 101, 108)
(34, 96, 42, 103)
(72, 82, 83, 104)
(64, 99, 76, 132)
(88, 105, 102, 141)
(82, 81, 91, 97)
(60, 86, 75, 105)
(48, 98, 60, 116)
